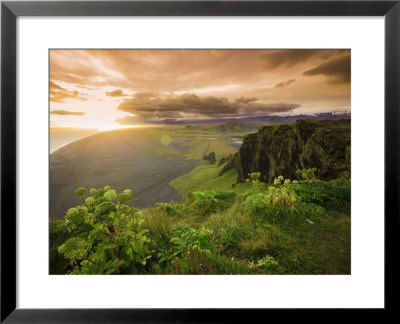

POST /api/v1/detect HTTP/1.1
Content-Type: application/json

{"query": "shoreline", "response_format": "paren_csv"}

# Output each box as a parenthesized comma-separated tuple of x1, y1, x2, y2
(50, 130, 99, 154)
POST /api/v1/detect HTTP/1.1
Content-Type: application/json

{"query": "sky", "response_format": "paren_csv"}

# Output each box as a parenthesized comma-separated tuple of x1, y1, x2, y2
(49, 49, 350, 131)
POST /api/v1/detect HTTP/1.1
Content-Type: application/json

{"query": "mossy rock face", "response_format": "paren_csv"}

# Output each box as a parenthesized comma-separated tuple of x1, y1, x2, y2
(236, 119, 350, 182)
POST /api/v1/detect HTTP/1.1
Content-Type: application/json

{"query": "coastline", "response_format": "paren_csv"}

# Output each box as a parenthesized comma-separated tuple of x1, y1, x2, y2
(50, 128, 99, 154)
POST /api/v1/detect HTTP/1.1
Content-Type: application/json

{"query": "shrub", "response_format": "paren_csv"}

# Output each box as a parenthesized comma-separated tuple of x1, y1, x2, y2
(155, 202, 183, 217)
(295, 202, 326, 219)
(158, 226, 215, 263)
(289, 179, 350, 211)
(57, 186, 152, 274)
(330, 171, 351, 187)
(186, 190, 235, 216)
(273, 175, 284, 185)
(244, 186, 298, 215)
(247, 172, 261, 183)
(296, 168, 318, 182)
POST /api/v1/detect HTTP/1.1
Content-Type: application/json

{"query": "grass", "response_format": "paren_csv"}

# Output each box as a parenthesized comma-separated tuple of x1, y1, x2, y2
(181, 191, 351, 274)
(170, 178, 350, 274)
(170, 163, 238, 199)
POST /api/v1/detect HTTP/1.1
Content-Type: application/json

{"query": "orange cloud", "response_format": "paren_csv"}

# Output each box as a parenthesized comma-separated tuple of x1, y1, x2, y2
(259, 49, 347, 70)
(105, 89, 128, 97)
(50, 110, 85, 116)
(275, 79, 297, 88)
(50, 81, 87, 103)
(234, 97, 258, 104)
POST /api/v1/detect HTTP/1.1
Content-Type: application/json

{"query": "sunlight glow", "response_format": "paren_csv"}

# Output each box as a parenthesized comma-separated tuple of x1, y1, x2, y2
(96, 124, 140, 132)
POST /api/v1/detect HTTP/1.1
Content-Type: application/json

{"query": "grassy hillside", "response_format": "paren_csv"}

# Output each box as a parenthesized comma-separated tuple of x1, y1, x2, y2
(49, 121, 350, 275)
(170, 163, 254, 200)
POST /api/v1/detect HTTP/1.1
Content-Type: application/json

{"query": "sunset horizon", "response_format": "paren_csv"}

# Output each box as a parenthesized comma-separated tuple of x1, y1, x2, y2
(50, 49, 350, 130)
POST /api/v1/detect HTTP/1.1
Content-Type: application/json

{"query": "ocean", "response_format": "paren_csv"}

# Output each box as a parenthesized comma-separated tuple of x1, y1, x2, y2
(50, 128, 98, 154)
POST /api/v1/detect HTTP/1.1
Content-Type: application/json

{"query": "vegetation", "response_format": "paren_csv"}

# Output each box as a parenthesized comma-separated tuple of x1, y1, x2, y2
(50, 167, 350, 275)
(50, 120, 350, 275)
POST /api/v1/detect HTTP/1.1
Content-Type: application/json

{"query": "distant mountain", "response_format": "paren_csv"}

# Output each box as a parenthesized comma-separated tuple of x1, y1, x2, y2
(147, 112, 351, 126)
(216, 121, 260, 133)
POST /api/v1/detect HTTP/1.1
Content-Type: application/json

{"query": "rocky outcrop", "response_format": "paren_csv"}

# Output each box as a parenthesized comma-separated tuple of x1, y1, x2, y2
(235, 119, 350, 183)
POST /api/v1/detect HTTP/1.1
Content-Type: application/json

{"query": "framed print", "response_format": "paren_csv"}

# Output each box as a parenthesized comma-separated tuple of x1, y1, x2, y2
(1, 0, 399, 322)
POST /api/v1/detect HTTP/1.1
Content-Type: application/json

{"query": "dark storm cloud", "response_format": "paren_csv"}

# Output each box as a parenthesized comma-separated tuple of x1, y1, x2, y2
(303, 55, 351, 84)
(105, 89, 128, 97)
(260, 50, 324, 69)
(117, 93, 300, 123)
(118, 93, 237, 119)
(245, 103, 301, 115)
(275, 79, 297, 88)
(234, 97, 258, 104)
(50, 110, 85, 116)
(259, 49, 349, 70)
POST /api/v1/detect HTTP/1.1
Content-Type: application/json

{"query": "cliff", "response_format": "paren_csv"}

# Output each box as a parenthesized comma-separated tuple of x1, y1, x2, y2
(234, 119, 351, 183)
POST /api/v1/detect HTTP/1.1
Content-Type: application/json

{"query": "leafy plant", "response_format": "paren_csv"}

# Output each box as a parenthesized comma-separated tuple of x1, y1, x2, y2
(248, 172, 261, 183)
(57, 186, 152, 274)
(244, 185, 298, 216)
(289, 179, 349, 211)
(273, 175, 284, 185)
(248, 255, 279, 270)
(330, 171, 351, 187)
(158, 226, 215, 263)
(296, 168, 318, 182)
(186, 190, 235, 216)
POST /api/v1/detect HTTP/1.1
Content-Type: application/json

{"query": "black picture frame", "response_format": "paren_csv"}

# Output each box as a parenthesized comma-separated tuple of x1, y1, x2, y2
(1, 0, 399, 322)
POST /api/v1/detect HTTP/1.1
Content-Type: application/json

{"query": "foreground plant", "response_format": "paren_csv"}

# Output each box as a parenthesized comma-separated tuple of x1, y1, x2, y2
(57, 186, 152, 274)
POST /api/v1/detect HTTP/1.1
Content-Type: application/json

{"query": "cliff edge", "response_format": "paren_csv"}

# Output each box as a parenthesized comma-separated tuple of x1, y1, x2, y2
(234, 119, 351, 183)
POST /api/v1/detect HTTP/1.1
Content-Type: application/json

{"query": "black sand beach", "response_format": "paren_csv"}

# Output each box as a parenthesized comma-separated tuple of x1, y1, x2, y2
(50, 128, 199, 218)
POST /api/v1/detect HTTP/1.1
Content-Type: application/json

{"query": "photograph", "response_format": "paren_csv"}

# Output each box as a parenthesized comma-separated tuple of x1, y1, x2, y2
(49, 49, 351, 275)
